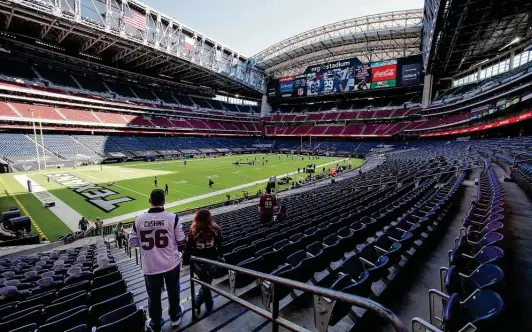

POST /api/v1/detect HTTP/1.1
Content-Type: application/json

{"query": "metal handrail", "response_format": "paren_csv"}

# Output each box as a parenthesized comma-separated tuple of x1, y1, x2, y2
(189, 256, 409, 332)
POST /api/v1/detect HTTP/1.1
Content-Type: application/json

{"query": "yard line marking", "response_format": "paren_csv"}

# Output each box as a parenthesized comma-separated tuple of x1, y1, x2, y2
(103, 158, 348, 224)
(74, 170, 150, 197)
(0, 177, 47, 239)
(13, 175, 81, 232)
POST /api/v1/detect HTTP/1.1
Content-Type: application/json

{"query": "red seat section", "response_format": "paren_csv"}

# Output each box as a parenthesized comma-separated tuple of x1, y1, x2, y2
(150, 117, 173, 127)
(309, 126, 328, 135)
(0, 102, 20, 118)
(188, 119, 209, 130)
(58, 108, 99, 123)
(93, 111, 128, 124)
(11, 103, 64, 120)
(343, 123, 365, 136)
(170, 119, 192, 128)
(324, 125, 344, 136)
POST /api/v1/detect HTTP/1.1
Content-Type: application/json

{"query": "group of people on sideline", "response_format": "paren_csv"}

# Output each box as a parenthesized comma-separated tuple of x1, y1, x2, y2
(78, 216, 104, 235)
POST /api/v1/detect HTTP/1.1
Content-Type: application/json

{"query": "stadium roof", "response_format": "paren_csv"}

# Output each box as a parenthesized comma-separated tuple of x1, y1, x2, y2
(424, 0, 532, 77)
(252, 9, 424, 79)
(0, 0, 267, 98)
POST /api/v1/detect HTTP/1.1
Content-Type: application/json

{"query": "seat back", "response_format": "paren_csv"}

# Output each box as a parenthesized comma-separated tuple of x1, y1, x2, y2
(45, 293, 89, 318)
(96, 309, 145, 332)
(65, 324, 89, 332)
(92, 271, 122, 289)
(57, 280, 90, 298)
(443, 293, 462, 332)
(2, 304, 44, 323)
(89, 292, 134, 327)
(39, 307, 89, 332)
(0, 308, 43, 331)
(97, 304, 137, 327)
(52, 290, 87, 304)
(10, 323, 38, 332)
(90, 279, 127, 304)
(46, 305, 87, 324)
(17, 290, 55, 309)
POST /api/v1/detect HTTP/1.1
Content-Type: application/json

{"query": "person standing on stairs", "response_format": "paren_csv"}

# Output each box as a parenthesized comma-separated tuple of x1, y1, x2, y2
(129, 189, 186, 331)
(183, 209, 223, 315)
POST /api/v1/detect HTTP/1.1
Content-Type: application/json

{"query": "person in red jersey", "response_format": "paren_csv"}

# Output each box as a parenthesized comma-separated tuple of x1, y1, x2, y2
(259, 187, 277, 223)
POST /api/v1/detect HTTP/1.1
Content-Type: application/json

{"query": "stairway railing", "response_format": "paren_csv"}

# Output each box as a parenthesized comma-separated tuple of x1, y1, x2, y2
(189, 256, 408, 332)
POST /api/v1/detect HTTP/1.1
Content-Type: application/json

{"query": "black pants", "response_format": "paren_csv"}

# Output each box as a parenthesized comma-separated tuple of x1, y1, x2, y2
(144, 265, 182, 331)
(260, 214, 273, 223)
(193, 262, 214, 308)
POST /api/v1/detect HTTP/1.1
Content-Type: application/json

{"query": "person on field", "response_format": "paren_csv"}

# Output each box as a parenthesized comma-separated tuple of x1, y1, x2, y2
(183, 209, 223, 315)
(209, 179, 214, 189)
(184, 160, 187, 166)
(129, 189, 186, 331)
(165, 184, 169, 195)
(154, 176, 158, 187)
(259, 187, 277, 223)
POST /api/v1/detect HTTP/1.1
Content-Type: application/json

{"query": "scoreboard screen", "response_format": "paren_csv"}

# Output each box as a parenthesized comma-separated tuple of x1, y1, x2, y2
(275, 55, 422, 98)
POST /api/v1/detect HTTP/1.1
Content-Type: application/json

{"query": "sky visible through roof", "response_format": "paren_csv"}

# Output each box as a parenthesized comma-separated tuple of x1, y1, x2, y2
(142, 0, 424, 57)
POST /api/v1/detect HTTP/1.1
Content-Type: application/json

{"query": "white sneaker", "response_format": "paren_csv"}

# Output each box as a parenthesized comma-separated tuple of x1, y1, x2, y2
(145, 318, 157, 332)
(171, 305, 185, 327)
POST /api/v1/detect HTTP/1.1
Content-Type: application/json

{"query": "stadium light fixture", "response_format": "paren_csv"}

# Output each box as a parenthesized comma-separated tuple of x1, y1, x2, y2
(79, 52, 102, 61)
(472, 58, 490, 67)
(35, 40, 65, 51)
(159, 74, 173, 79)
(499, 37, 521, 51)
(0, 32, 16, 39)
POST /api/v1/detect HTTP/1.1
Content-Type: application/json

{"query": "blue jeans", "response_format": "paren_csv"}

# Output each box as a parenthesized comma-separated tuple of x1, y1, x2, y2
(144, 264, 182, 331)
(194, 262, 214, 308)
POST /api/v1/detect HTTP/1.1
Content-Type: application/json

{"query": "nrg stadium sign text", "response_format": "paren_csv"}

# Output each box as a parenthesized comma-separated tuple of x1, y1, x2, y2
(49, 173, 134, 212)
(309, 60, 352, 73)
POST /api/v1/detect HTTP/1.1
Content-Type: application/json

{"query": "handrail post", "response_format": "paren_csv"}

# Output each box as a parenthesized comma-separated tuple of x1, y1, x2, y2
(190, 262, 197, 321)
(135, 247, 138, 265)
(271, 284, 279, 332)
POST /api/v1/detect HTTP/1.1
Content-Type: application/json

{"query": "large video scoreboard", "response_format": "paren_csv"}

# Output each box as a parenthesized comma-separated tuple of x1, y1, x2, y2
(268, 55, 422, 99)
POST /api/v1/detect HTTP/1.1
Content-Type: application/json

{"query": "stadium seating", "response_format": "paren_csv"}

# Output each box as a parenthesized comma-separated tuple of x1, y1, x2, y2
(413, 157, 507, 331)
(0, 241, 133, 331)
(41, 135, 100, 159)
(0, 133, 45, 161)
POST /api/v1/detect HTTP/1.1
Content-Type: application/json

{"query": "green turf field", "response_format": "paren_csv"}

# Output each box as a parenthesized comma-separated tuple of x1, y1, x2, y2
(0, 154, 363, 241)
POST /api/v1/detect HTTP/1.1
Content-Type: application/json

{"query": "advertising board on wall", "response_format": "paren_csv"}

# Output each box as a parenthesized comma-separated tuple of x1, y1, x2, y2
(401, 63, 421, 86)
(274, 55, 422, 99)
(370, 60, 397, 89)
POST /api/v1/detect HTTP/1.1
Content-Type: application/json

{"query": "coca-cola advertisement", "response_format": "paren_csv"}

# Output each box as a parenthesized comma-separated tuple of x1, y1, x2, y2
(370, 59, 397, 89)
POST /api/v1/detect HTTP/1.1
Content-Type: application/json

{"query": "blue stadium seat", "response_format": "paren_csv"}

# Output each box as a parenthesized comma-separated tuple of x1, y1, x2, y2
(443, 291, 504, 332)
(97, 303, 137, 326)
(95, 308, 144, 332)
(444, 264, 504, 298)
(39, 306, 88, 332)
(90, 279, 127, 304)
(89, 292, 134, 327)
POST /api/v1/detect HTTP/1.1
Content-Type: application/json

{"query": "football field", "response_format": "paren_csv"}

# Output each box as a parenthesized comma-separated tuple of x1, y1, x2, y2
(0, 154, 363, 241)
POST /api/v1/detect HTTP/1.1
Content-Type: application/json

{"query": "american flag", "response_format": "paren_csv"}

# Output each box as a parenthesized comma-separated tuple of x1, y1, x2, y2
(124, 7, 146, 30)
